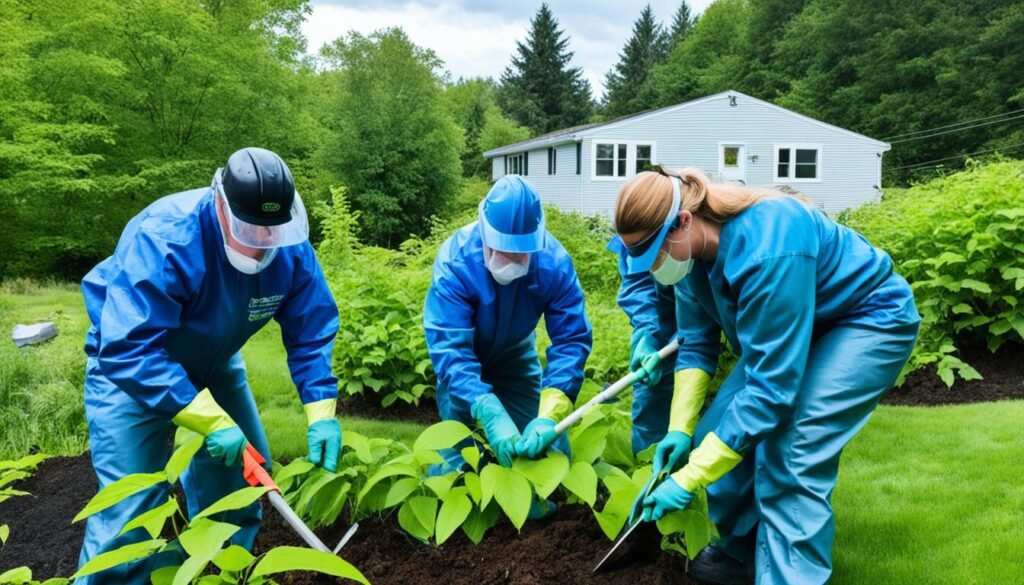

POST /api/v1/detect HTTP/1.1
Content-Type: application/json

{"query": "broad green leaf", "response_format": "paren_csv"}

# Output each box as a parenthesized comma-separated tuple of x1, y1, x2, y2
(165, 433, 204, 484)
(172, 554, 211, 585)
(0, 454, 48, 472)
(345, 432, 374, 464)
(635, 443, 657, 465)
(296, 470, 339, 515)
(0, 471, 30, 489)
(0, 524, 8, 545)
(560, 461, 598, 506)
(424, 473, 457, 499)
(463, 471, 482, 504)
(512, 451, 569, 499)
(74, 472, 167, 522)
(412, 449, 445, 466)
(480, 465, 531, 530)
(212, 544, 255, 572)
(960, 279, 992, 294)
(414, 421, 473, 453)
(308, 478, 352, 526)
(951, 303, 973, 315)
(250, 546, 368, 583)
(398, 497, 435, 541)
(461, 502, 499, 544)
(178, 518, 240, 558)
(194, 487, 267, 520)
(0, 567, 31, 582)
(357, 463, 418, 503)
(153, 573, 191, 585)
(384, 477, 421, 508)
(569, 424, 607, 464)
(118, 498, 180, 538)
(436, 488, 472, 545)
(594, 482, 640, 540)
(410, 495, 439, 537)
(71, 539, 166, 578)
(273, 458, 315, 485)
(39, 578, 70, 585)
(460, 445, 481, 471)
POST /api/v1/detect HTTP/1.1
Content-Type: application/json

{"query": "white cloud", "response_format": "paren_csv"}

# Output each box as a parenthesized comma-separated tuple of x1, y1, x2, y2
(302, 0, 716, 97)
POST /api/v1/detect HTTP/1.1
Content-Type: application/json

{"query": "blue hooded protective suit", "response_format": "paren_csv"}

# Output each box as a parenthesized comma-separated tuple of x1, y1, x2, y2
(78, 188, 339, 583)
(423, 220, 592, 462)
(644, 197, 919, 584)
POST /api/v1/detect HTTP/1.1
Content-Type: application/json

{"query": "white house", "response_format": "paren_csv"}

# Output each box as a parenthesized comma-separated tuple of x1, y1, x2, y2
(482, 90, 890, 216)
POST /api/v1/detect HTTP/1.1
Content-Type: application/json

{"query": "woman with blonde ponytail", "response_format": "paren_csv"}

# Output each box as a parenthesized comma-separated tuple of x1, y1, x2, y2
(613, 166, 920, 585)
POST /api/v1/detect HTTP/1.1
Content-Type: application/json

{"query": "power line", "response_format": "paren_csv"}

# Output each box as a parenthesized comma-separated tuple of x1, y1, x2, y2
(889, 112, 1024, 144)
(883, 107, 1024, 141)
(889, 141, 1024, 171)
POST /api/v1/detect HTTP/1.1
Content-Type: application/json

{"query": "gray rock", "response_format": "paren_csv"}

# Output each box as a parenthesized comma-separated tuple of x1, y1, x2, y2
(12, 322, 58, 348)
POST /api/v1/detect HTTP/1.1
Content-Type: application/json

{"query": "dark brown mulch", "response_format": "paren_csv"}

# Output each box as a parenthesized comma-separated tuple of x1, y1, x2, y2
(0, 454, 95, 579)
(256, 504, 696, 585)
(0, 453, 697, 584)
(338, 393, 439, 426)
(882, 340, 1024, 406)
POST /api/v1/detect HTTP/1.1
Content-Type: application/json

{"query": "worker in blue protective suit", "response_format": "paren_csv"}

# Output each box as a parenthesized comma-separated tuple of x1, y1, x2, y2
(423, 175, 593, 492)
(607, 237, 678, 455)
(77, 147, 343, 584)
(615, 166, 920, 585)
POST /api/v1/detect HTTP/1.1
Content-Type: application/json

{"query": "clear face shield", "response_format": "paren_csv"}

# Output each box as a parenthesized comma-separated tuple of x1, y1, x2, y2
(212, 170, 309, 249)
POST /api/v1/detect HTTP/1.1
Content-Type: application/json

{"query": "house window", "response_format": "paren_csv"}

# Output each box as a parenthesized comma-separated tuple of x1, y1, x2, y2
(636, 144, 653, 173)
(506, 152, 528, 176)
(775, 145, 820, 182)
(576, 143, 582, 175)
(548, 147, 557, 175)
(723, 146, 739, 168)
(593, 142, 656, 179)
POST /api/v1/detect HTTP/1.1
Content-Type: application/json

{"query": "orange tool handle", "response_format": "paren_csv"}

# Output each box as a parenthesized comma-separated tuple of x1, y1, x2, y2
(242, 444, 280, 492)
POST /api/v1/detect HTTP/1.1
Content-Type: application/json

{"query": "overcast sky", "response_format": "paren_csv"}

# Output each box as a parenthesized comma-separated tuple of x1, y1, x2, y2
(301, 1, 715, 99)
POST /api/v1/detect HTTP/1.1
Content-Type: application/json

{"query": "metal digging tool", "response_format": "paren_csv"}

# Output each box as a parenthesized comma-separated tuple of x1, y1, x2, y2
(553, 338, 680, 435)
(593, 469, 668, 573)
(242, 445, 358, 554)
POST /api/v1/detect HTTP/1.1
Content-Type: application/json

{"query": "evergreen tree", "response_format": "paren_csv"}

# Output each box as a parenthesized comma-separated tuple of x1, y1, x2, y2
(602, 4, 668, 118)
(668, 1, 696, 47)
(498, 3, 592, 135)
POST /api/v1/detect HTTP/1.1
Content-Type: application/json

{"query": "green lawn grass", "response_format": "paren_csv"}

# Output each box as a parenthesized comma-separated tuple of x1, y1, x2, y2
(1, 283, 1022, 583)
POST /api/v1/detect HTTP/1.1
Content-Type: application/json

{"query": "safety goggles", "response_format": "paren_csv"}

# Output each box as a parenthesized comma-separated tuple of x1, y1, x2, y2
(213, 172, 309, 249)
(623, 175, 682, 275)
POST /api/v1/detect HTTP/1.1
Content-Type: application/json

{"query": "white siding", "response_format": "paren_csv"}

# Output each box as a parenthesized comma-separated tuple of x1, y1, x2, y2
(491, 156, 504, 180)
(489, 144, 583, 212)
(580, 93, 885, 216)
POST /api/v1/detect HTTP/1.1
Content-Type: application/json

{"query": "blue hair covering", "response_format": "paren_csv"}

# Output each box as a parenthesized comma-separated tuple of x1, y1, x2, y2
(479, 175, 546, 253)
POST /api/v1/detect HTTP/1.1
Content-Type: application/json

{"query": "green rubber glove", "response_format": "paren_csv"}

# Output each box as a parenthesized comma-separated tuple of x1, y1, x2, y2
(305, 398, 341, 473)
(641, 476, 694, 522)
(630, 332, 662, 386)
(471, 394, 521, 467)
(206, 426, 248, 468)
(516, 388, 573, 459)
(650, 430, 692, 477)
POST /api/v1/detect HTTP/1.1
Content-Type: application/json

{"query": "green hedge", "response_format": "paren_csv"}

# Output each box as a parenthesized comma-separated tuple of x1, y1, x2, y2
(318, 181, 631, 409)
(839, 159, 1024, 385)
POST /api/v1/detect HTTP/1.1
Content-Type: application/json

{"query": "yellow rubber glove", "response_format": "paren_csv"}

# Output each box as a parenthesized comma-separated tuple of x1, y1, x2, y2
(172, 388, 236, 436)
(669, 369, 712, 435)
(670, 432, 743, 493)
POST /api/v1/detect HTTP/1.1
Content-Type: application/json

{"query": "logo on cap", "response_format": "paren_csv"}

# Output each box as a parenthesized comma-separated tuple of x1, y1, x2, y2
(261, 202, 282, 213)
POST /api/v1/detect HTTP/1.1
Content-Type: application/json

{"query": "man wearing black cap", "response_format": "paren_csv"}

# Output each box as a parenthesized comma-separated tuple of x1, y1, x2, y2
(77, 147, 342, 583)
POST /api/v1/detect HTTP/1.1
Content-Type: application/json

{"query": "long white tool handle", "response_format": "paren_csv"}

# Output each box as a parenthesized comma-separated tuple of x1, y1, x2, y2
(268, 491, 331, 553)
(554, 338, 680, 434)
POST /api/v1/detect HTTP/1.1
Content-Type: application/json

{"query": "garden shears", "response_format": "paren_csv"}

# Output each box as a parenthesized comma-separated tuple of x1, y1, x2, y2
(593, 468, 669, 572)
(242, 445, 358, 555)
(554, 338, 681, 435)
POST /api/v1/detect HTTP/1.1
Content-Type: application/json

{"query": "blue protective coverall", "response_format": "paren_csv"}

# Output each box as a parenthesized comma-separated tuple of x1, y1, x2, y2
(671, 197, 920, 584)
(608, 237, 678, 454)
(78, 188, 339, 583)
(423, 222, 592, 464)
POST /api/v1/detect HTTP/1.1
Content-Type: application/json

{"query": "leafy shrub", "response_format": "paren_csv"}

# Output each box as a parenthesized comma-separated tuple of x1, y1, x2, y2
(839, 160, 1024, 384)
(66, 432, 368, 585)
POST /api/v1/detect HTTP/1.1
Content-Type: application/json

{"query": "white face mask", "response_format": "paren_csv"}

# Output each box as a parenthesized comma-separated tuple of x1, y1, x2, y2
(224, 244, 278, 274)
(485, 248, 529, 285)
(651, 222, 703, 286)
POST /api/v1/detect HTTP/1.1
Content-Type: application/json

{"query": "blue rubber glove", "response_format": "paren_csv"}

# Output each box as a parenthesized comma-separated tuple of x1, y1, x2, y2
(630, 332, 663, 386)
(205, 426, 248, 468)
(307, 418, 342, 473)
(516, 418, 557, 459)
(642, 476, 694, 522)
(471, 394, 521, 467)
(651, 430, 692, 477)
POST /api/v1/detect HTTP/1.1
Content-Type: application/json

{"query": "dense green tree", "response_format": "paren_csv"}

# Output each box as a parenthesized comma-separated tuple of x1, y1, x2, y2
(443, 78, 528, 179)
(498, 3, 593, 134)
(651, 0, 752, 107)
(319, 28, 463, 247)
(602, 5, 668, 118)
